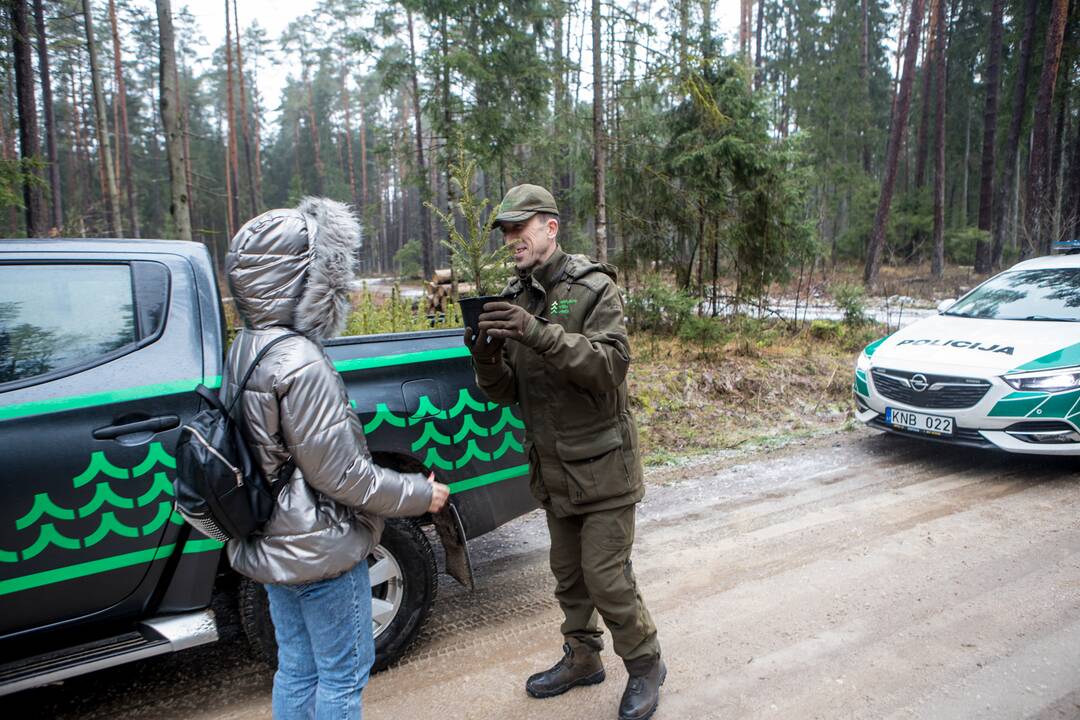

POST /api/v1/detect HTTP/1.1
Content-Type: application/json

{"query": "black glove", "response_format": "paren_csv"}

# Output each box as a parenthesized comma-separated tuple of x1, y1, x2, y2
(464, 325, 505, 364)
(477, 301, 536, 343)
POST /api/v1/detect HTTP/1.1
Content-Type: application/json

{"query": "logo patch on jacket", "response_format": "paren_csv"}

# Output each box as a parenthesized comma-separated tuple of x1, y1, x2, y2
(550, 298, 578, 317)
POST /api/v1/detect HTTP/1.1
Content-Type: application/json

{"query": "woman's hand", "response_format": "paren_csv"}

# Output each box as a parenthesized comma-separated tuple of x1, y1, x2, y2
(427, 472, 450, 513)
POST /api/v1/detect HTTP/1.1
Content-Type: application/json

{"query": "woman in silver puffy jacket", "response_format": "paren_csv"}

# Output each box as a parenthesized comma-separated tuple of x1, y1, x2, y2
(223, 197, 449, 719)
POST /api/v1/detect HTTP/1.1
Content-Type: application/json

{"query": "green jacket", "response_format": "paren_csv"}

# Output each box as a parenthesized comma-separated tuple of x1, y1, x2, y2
(473, 248, 645, 517)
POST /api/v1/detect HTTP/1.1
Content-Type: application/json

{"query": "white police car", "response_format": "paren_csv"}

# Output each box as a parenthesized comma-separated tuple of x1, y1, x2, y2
(853, 250, 1080, 455)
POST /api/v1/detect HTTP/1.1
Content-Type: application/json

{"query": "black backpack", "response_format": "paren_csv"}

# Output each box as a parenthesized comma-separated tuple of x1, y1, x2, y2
(174, 333, 300, 542)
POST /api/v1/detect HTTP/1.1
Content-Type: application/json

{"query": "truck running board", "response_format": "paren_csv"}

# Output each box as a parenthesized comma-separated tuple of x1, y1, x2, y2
(0, 609, 218, 697)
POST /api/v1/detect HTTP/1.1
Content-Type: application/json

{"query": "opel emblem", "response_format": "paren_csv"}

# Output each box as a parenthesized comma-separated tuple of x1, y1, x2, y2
(910, 374, 929, 392)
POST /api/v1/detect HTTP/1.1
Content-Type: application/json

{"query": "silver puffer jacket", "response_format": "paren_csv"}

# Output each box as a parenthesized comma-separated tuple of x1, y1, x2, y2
(223, 197, 432, 586)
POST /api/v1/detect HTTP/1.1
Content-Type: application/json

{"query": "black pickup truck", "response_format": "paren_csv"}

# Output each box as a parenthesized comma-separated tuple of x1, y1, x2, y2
(0, 238, 535, 695)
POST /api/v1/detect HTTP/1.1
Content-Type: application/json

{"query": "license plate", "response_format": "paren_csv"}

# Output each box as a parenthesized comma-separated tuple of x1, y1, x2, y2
(886, 407, 954, 436)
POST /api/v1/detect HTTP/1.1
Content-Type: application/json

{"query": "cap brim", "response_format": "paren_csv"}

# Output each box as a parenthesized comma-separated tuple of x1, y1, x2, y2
(492, 210, 538, 229)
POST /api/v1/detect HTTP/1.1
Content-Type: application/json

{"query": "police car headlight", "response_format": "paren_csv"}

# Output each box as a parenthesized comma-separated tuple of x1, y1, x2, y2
(856, 350, 871, 370)
(1003, 366, 1080, 393)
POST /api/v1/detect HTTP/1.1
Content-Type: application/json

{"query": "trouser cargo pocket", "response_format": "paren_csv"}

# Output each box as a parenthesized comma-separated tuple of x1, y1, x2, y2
(556, 425, 630, 505)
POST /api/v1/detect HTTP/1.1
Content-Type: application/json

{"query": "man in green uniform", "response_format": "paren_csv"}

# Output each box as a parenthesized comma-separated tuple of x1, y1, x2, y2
(465, 184, 666, 720)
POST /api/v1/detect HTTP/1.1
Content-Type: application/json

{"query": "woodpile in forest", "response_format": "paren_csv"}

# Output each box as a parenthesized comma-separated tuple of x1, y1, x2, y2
(425, 269, 473, 315)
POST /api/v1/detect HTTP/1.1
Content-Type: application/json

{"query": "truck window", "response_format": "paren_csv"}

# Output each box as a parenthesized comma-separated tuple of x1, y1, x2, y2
(0, 263, 158, 385)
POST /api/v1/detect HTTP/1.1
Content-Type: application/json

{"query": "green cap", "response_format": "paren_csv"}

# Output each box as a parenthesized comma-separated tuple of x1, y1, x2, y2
(493, 184, 559, 228)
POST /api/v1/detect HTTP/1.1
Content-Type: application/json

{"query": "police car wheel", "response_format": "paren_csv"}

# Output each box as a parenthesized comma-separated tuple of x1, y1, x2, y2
(238, 518, 437, 673)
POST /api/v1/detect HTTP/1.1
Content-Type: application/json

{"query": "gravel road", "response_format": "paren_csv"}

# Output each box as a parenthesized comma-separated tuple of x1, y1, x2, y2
(10, 429, 1079, 720)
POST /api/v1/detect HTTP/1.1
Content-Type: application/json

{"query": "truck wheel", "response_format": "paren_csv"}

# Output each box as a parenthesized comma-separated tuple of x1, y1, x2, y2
(370, 519, 438, 671)
(238, 518, 438, 673)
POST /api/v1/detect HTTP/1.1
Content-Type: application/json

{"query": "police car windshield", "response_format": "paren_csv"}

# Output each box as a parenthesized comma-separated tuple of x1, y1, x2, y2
(944, 268, 1080, 322)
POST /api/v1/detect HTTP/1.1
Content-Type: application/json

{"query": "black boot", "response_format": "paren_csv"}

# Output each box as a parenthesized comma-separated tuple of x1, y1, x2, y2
(526, 640, 606, 699)
(618, 655, 667, 720)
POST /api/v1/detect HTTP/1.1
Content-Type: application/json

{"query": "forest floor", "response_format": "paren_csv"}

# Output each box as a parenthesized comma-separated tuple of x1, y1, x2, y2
(627, 325, 873, 466)
(624, 261, 989, 465)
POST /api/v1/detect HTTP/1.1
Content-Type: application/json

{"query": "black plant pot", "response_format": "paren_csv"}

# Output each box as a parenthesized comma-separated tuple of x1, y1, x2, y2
(459, 295, 504, 336)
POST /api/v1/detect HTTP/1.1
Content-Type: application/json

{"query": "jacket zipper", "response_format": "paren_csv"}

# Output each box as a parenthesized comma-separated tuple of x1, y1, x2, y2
(184, 426, 244, 487)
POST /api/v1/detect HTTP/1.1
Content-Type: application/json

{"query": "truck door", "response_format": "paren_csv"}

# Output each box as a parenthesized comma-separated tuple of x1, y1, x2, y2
(0, 256, 205, 636)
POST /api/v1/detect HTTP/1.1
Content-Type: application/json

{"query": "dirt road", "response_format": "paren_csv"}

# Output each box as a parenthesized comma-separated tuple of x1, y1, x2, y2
(12, 430, 1080, 719)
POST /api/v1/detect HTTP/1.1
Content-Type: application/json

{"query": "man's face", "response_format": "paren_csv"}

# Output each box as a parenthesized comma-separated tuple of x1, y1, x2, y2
(500, 215, 558, 272)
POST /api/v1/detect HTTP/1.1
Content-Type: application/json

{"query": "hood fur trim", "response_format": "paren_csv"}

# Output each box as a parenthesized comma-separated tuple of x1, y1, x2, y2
(294, 196, 360, 339)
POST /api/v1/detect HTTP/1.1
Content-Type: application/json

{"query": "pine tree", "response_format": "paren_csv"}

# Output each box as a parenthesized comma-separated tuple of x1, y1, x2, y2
(864, 0, 926, 286)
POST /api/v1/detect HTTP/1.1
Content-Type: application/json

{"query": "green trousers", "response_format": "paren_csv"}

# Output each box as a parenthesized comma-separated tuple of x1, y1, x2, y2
(545, 504, 660, 668)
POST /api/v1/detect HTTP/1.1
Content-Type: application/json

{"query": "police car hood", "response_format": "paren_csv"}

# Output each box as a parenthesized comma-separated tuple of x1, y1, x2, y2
(870, 314, 1080, 375)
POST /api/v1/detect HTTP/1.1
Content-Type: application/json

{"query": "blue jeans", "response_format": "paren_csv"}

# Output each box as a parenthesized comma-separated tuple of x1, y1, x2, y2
(265, 561, 374, 720)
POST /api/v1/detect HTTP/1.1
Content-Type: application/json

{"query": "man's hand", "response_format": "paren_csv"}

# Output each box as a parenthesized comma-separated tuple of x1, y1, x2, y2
(427, 472, 449, 513)
(464, 326, 505, 363)
(478, 301, 535, 342)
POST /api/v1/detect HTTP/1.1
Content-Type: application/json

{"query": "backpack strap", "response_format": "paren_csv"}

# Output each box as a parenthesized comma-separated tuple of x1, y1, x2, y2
(225, 332, 303, 416)
(269, 459, 296, 499)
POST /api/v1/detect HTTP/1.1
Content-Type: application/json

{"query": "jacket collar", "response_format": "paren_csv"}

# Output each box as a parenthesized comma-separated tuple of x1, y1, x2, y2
(524, 247, 568, 294)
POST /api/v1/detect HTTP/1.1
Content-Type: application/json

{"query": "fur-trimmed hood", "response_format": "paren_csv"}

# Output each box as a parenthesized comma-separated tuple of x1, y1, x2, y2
(225, 197, 360, 340)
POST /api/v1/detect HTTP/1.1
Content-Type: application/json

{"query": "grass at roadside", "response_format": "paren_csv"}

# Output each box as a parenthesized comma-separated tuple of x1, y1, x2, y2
(628, 318, 883, 465)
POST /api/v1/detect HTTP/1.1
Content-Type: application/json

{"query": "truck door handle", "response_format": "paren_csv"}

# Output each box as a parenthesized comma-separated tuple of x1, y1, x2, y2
(93, 415, 180, 440)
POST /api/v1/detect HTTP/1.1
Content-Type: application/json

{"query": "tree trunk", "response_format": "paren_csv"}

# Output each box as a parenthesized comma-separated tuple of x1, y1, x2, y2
(180, 71, 195, 232)
(439, 10, 456, 235)
(108, 0, 139, 237)
(301, 54, 325, 196)
(591, 0, 607, 262)
(678, 0, 689, 78)
(553, 3, 564, 193)
(960, 103, 971, 227)
(67, 60, 89, 232)
(406, 8, 433, 281)
(739, 0, 752, 57)
(359, 100, 368, 212)
(1065, 97, 1080, 241)
(1022, 0, 1069, 258)
(232, 0, 257, 215)
(914, 0, 938, 190)
(33, 0, 61, 232)
(224, 0, 240, 234)
(2, 69, 20, 233)
(754, 0, 764, 87)
(12, 0, 46, 236)
(864, 0, 926, 287)
(0, 80, 18, 234)
(860, 0, 871, 173)
(1049, 75, 1068, 244)
(891, 0, 910, 107)
(83, 0, 122, 237)
(155, 0, 192, 240)
(990, 0, 1038, 268)
(974, 0, 1003, 272)
(252, 83, 264, 204)
(341, 71, 359, 212)
(931, 0, 946, 278)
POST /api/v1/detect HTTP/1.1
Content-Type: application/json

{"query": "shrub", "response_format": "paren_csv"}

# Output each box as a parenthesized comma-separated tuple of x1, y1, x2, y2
(344, 285, 460, 336)
(830, 282, 868, 325)
(678, 315, 730, 358)
(945, 226, 989, 267)
(393, 239, 423, 278)
(625, 275, 697, 335)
